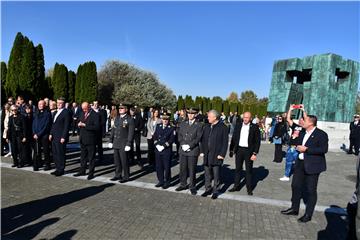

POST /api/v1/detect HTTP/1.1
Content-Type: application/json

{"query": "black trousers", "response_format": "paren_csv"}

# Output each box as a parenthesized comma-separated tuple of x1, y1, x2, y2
(96, 132, 103, 161)
(274, 144, 283, 162)
(179, 155, 198, 190)
(80, 143, 96, 175)
(234, 147, 253, 192)
(204, 164, 221, 194)
(33, 134, 51, 169)
(291, 160, 320, 217)
(114, 147, 129, 180)
(155, 149, 171, 184)
(72, 119, 79, 135)
(147, 138, 155, 165)
(10, 136, 25, 166)
(130, 131, 142, 164)
(52, 140, 66, 172)
(349, 137, 360, 155)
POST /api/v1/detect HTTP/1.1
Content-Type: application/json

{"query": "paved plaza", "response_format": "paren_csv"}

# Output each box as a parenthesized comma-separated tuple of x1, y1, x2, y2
(1, 136, 357, 239)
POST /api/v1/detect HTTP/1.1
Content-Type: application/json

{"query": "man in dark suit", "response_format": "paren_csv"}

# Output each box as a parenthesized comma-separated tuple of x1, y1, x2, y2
(93, 101, 107, 163)
(229, 111, 261, 195)
(49, 97, 70, 176)
(71, 102, 81, 136)
(129, 107, 144, 168)
(74, 102, 100, 180)
(32, 100, 52, 171)
(281, 114, 328, 223)
(349, 114, 360, 155)
(109, 104, 135, 183)
(176, 108, 203, 195)
(200, 109, 229, 200)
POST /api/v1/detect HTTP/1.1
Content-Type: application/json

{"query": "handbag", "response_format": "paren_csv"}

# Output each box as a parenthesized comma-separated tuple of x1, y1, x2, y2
(273, 137, 282, 145)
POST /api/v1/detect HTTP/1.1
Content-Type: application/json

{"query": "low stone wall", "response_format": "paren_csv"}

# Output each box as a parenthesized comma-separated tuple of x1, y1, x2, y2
(317, 121, 350, 152)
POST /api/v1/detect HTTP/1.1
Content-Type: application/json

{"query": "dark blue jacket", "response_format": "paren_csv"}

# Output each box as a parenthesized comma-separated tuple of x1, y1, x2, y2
(32, 110, 52, 138)
(300, 127, 328, 174)
(153, 123, 175, 153)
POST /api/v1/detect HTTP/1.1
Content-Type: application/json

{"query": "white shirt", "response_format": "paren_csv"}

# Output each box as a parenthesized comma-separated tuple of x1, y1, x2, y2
(53, 108, 64, 123)
(239, 123, 250, 147)
(189, 119, 195, 125)
(299, 127, 316, 160)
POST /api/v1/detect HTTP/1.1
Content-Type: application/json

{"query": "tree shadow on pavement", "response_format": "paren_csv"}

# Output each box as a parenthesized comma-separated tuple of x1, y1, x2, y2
(1, 183, 114, 238)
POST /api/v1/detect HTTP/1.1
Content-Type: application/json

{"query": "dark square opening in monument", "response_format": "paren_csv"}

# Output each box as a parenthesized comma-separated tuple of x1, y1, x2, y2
(335, 68, 350, 83)
(285, 69, 312, 84)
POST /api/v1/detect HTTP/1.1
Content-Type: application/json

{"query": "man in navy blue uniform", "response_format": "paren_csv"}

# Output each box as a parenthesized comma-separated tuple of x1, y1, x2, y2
(153, 113, 175, 189)
(281, 114, 328, 223)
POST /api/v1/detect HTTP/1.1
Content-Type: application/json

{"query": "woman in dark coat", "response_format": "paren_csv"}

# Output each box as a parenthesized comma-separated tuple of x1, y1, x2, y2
(7, 105, 27, 168)
(272, 116, 287, 163)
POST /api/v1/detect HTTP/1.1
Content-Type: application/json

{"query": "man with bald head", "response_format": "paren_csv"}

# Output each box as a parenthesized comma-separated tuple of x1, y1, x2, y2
(74, 102, 100, 180)
(229, 111, 261, 195)
(32, 100, 52, 171)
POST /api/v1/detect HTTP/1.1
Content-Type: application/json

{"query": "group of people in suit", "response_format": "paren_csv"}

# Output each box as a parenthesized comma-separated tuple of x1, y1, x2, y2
(3, 96, 330, 223)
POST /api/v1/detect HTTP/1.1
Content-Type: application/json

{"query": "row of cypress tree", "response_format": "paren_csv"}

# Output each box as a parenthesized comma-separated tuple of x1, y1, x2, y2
(1, 32, 98, 105)
(177, 95, 268, 117)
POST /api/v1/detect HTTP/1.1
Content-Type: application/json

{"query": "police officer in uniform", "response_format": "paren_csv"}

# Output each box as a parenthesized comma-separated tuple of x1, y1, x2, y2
(153, 113, 175, 189)
(109, 104, 135, 183)
(175, 108, 203, 195)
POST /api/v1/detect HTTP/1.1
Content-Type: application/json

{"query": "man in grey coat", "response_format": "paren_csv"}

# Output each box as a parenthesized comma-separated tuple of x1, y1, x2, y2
(175, 108, 203, 195)
(109, 104, 135, 183)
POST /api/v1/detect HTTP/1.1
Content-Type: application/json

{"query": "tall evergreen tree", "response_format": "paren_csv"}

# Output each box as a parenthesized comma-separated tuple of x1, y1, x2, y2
(52, 63, 69, 100)
(177, 95, 185, 110)
(68, 70, 76, 103)
(75, 64, 83, 103)
(34, 44, 45, 99)
(5, 32, 24, 98)
(18, 37, 36, 100)
(80, 61, 97, 102)
(194, 96, 203, 110)
(184, 95, 194, 108)
(1, 62, 7, 104)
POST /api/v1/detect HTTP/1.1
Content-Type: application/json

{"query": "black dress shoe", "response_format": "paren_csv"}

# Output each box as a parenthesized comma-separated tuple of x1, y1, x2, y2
(247, 191, 253, 196)
(228, 187, 240, 192)
(33, 168, 39, 171)
(50, 171, 58, 175)
(87, 174, 95, 180)
(44, 166, 51, 171)
(54, 171, 64, 177)
(119, 179, 128, 183)
(11, 164, 18, 168)
(201, 189, 213, 197)
(211, 193, 218, 200)
(73, 172, 85, 177)
(110, 177, 120, 181)
(155, 182, 163, 188)
(281, 208, 299, 216)
(190, 189, 197, 195)
(298, 214, 312, 223)
(162, 182, 170, 189)
(175, 186, 188, 192)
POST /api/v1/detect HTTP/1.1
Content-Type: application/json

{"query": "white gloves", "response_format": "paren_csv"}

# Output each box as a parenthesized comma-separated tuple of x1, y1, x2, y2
(108, 143, 113, 148)
(181, 144, 191, 152)
(124, 146, 131, 152)
(156, 145, 165, 152)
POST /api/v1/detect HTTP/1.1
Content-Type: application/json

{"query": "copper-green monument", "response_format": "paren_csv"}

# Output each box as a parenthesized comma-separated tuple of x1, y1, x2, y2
(267, 53, 360, 123)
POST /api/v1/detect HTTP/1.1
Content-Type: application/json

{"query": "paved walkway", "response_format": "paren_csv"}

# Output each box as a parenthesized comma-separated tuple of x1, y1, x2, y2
(1, 136, 357, 239)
